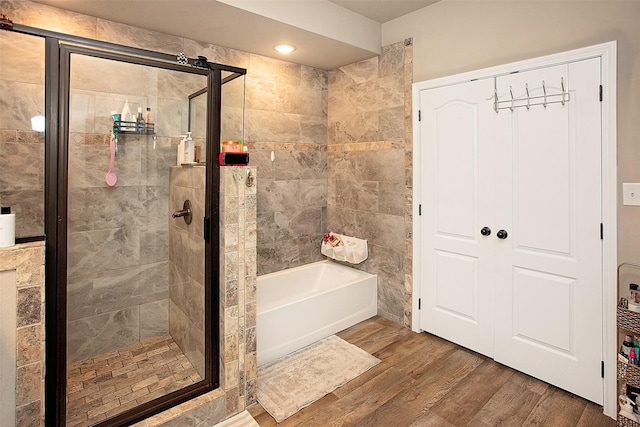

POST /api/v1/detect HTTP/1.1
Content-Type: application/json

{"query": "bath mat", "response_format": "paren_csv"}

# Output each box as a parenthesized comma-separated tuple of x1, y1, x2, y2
(256, 335, 380, 422)
(211, 410, 259, 427)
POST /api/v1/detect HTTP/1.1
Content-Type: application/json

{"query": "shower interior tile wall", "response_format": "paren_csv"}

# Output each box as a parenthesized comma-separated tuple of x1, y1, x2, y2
(168, 166, 206, 378)
(65, 58, 206, 362)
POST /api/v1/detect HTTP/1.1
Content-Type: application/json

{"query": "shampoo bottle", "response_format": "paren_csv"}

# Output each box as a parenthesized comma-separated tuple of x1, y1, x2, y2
(121, 99, 133, 130)
(184, 132, 194, 163)
(0, 206, 15, 248)
(144, 107, 153, 126)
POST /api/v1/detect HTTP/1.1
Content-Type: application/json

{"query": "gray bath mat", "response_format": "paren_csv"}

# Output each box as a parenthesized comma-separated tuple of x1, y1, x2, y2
(256, 335, 380, 422)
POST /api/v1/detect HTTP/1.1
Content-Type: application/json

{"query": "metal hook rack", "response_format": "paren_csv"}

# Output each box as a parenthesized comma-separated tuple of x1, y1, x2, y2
(494, 76, 570, 113)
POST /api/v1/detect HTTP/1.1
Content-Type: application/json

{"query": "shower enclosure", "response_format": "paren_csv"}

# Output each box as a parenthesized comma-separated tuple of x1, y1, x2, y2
(0, 22, 248, 425)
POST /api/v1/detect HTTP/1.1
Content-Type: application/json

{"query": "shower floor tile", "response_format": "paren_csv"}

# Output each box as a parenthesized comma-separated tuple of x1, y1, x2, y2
(66, 335, 202, 427)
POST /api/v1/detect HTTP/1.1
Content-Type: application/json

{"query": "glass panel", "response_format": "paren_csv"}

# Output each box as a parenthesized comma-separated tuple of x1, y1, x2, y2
(221, 71, 246, 152)
(0, 31, 45, 238)
(65, 53, 207, 425)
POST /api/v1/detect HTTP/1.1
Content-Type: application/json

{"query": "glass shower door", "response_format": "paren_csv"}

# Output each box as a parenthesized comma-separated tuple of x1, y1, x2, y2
(65, 51, 207, 426)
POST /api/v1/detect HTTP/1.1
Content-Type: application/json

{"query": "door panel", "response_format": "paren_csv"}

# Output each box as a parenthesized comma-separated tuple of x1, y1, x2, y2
(434, 250, 478, 320)
(493, 58, 602, 404)
(512, 267, 575, 354)
(513, 104, 572, 254)
(419, 80, 495, 357)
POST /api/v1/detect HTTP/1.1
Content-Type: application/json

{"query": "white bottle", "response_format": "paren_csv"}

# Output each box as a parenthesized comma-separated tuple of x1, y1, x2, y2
(121, 99, 133, 131)
(184, 132, 194, 164)
(177, 135, 186, 166)
(0, 206, 16, 248)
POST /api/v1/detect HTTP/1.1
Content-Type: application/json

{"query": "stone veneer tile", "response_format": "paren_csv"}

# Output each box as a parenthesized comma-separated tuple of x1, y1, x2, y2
(16, 362, 41, 406)
(16, 325, 43, 366)
(183, 39, 250, 70)
(245, 109, 301, 143)
(16, 287, 41, 328)
(15, 399, 40, 427)
(248, 54, 301, 85)
(96, 19, 183, 55)
(4, 0, 97, 38)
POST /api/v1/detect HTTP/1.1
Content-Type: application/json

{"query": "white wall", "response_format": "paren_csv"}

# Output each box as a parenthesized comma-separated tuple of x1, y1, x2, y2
(383, 0, 640, 264)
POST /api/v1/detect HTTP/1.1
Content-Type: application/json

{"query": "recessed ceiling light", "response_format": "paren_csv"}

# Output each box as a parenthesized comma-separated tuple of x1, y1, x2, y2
(274, 44, 296, 54)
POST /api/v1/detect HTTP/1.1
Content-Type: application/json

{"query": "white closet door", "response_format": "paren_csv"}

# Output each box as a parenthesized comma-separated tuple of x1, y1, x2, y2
(493, 59, 603, 404)
(418, 79, 495, 357)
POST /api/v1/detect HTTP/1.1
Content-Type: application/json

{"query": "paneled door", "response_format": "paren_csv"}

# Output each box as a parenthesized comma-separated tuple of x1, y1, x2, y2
(417, 58, 603, 404)
(493, 59, 603, 404)
(417, 79, 496, 358)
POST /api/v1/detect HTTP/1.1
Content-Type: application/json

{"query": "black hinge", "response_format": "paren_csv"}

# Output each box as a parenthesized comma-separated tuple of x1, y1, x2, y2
(418, 204, 422, 216)
(601, 361, 605, 378)
(418, 110, 421, 121)
(599, 85, 603, 102)
(204, 216, 211, 242)
(600, 223, 604, 240)
(418, 298, 421, 310)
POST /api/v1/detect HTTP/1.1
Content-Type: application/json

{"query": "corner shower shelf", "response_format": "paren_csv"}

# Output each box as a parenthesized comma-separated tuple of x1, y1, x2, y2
(113, 120, 155, 135)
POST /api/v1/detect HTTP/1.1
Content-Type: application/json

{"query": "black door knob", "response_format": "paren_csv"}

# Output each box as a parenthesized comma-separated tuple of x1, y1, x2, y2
(480, 227, 491, 236)
(497, 229, 508, 239)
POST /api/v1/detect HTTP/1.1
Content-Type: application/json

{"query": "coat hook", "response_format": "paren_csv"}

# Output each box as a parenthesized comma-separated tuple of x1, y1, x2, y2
(509, 86, 514, 112)
(542, 80, 547, 108)
(525, 83, 530, 110)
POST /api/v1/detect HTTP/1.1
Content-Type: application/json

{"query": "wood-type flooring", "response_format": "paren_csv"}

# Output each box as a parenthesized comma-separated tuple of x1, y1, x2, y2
(248, 316, 615, 427)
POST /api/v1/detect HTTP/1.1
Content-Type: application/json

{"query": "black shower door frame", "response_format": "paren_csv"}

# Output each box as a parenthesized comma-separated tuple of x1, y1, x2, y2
(3, 23, 247, 425)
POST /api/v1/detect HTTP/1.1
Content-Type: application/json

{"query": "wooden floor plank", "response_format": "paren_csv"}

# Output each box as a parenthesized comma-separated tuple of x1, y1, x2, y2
(429, 358, 514, 426)
(466, 379, 543, 427)
(521, 386, 587, 427)
(252, 317, 614, 427)
(300, 366, 413, 426)
(329, 367, 415, 427)
(336, 317, 386, 343)
(576, 402, 617, 427)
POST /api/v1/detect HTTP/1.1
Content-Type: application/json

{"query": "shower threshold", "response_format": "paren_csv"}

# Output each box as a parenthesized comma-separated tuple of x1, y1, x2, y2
(66, 335, 202, 426)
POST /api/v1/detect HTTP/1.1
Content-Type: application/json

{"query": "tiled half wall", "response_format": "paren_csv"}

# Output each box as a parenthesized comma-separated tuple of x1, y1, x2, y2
(133, 166, 258, 426)
(0, 241, 46, 427)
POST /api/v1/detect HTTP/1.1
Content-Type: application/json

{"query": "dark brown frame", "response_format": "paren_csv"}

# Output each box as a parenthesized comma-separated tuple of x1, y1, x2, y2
(4, 22, 246, 427)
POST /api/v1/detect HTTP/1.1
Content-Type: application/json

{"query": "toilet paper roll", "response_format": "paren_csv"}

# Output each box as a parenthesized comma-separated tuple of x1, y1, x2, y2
(0, 213, 15, 248)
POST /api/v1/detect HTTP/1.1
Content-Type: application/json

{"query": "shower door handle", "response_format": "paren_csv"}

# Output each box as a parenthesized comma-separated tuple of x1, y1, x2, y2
(172, 200, 192, 225)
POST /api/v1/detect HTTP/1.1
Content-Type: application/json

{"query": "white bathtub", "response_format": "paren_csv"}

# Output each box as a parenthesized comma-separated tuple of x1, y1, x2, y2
(257, 260, 377, 366)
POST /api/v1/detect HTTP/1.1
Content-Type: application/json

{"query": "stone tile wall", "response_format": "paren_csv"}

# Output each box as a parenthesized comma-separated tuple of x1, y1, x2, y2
(0, 30, 45, 238)
(245, 56, 328, 275)
(0, 241, 46, 427)
(327, 41, 413, 325)
(168, 165, 206, 378)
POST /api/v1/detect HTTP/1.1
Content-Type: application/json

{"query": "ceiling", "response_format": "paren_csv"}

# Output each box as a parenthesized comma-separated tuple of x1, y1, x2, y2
(329, 0, 437, 23)
(31, 0, 438, 70)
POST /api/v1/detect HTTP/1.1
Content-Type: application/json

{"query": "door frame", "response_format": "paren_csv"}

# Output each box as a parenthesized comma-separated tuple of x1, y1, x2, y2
(411, 41, 617, 417)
